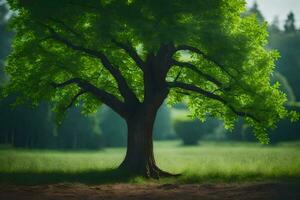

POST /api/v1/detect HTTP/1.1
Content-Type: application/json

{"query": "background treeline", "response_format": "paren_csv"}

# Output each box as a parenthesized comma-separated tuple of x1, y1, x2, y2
(0, 2, 299, 149)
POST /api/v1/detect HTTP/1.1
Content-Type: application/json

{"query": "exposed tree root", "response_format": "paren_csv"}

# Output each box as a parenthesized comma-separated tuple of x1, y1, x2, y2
(118, 161, 181, 179)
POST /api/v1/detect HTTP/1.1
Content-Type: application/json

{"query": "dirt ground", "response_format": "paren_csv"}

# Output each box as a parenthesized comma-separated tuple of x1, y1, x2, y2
(0, 182, 299, 200)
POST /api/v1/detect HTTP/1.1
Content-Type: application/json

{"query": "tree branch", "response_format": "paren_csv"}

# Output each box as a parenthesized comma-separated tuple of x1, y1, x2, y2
(174, 68, 183, 82)
(112, 39, 145, 70)
(172, 59, 223, 88)
(64, 90, 86, 111)
(174, 45, 262, 97)
(175, 45, 233, 77)
(96, 52, 140, 103)
(49, 18, 85, 40)
(51, 78, 126, 115)
(167, 81, 260, 122)
(40, 23, 139, 104)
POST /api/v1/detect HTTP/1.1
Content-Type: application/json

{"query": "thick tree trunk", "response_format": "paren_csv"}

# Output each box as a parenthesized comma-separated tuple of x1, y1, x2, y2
(118, 48, 176, 178)
(119, 105, 174, 178)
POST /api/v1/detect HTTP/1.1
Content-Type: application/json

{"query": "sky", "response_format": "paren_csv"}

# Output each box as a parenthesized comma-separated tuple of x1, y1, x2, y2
(246, 0, 300, 28)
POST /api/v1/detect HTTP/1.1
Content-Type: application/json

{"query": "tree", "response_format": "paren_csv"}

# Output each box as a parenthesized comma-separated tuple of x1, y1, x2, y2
(99, 103, 174, 147)
(284, 12, 297, 33)
(269, 16, 280, 34)
(246, 1, 265, 24)
(269, 18, 300, 100)
(175, 117, 220, 145)
(2, 0, 298, 178)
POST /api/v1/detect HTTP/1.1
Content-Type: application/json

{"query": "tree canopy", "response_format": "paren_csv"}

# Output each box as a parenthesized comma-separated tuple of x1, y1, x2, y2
(2, 0, 298, 143)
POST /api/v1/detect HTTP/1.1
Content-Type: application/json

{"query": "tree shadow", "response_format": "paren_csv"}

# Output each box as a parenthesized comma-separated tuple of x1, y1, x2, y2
(176, 172, 300, 184)
(1, 169, 299, 186)
(0, 168, 139, 185)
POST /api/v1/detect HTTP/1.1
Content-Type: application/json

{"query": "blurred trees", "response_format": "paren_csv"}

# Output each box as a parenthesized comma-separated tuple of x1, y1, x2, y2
(246, 2, 265, 24)
(99, 105, 127, 147)
(153, 103, 175, 140)
(269, 14, 300, 101)
(284, 12, 296, 33)
(56, 108, 102, 149)
(267, 11, 300, 143)
(175, 117, 222, 145)
(175, 120, 202, 145)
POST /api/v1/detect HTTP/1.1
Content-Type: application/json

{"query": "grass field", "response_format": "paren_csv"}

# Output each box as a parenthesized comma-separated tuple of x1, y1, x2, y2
(0, 141, 299, 185)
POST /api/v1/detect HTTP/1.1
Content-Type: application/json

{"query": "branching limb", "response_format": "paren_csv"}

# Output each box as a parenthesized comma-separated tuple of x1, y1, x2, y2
(175, 45, 233, 77)
(49, 18, 85, 40)
(112, 39, 145, 70)
(51, 78, 126, 115)
(97, 53, 140, 103)
(167, 81, 260, 122)
(40, 22, 139, 104)
(172, 59, 224, 88)
(64, 90, 86, 111)
(174, 68, 183, 82)
(174, 45, 261, 97)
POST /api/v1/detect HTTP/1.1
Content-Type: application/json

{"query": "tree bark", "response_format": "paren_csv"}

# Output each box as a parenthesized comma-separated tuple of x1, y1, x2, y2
(117, 46, 177, 178)
(119, 104, 175, 178)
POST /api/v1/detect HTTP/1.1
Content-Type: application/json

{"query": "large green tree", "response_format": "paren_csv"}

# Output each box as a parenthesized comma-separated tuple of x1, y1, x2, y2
(2, 0, 298, 178)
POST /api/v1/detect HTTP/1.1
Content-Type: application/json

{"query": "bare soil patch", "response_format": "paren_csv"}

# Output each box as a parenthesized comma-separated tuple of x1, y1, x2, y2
(0, 182, 299, 200)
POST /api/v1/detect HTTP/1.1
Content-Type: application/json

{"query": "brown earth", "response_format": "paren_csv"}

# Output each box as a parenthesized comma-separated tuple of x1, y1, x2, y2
(0, 182, 299, 200)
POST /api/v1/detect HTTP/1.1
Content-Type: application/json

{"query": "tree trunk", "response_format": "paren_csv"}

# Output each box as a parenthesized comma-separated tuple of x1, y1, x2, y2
(119, 104, 174, 178)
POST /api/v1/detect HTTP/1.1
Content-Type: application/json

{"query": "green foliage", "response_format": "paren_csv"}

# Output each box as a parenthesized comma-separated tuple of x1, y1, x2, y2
(0, 2, 58, 149)
(229, 6, 300, 143)
(269, 105, 300, 143)
(2, 0, 297, 144)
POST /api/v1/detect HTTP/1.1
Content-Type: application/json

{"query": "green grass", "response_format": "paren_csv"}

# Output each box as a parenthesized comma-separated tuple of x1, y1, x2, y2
(0, 141, 299, 185)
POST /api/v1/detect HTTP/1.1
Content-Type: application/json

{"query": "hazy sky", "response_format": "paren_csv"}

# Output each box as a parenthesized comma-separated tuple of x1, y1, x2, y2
(246, 0, 300, 28)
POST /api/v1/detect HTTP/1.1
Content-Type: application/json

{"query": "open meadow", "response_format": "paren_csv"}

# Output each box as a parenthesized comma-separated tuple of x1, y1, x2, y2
(1, 141, 300, 200)
(1, 141, 299, 185)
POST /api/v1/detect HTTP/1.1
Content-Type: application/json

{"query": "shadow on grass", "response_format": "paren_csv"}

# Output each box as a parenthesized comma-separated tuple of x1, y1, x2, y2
(0, 169, 140, 185)
(1, 170, 299, 186)
(176, 172, 300, 184)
